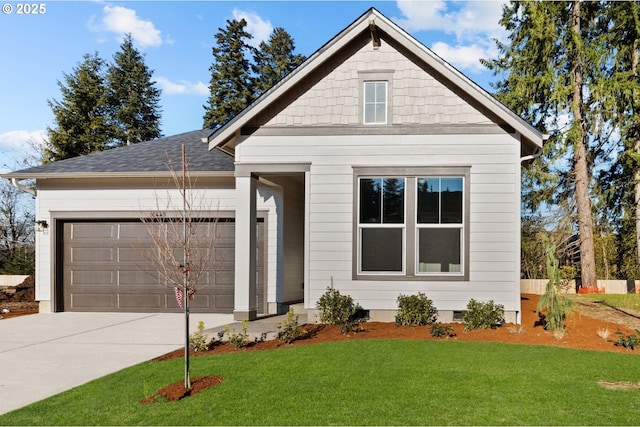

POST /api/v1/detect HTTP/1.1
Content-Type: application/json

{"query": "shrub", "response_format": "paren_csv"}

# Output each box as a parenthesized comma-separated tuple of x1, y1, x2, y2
(615, 330, 640, 350)
(225, 320, 249, 348)
(316, 286, 365, 333)
(430, 323, 456, 338)
(462, 299, 504, 331)
(277, 308, 307, 343)
(395, 293, 438, 326)
(537, 244, 573, 331)
(189, 320, 209, 352)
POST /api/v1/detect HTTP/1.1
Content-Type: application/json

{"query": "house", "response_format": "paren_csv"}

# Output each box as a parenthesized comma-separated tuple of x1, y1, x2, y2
(3, 8, 543, 323)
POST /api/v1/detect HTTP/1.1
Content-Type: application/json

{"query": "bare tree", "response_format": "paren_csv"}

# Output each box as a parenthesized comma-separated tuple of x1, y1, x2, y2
(140, 145, 218, 389)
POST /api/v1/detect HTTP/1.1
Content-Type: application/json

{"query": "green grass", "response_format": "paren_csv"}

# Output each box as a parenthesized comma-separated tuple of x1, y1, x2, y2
(2, 340, 640, 425)
(575, 293, 640, 311)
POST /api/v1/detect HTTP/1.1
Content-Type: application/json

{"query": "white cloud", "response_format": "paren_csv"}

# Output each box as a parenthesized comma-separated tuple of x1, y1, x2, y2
(395, 0, 506, 41)
(0, 130, 46, 153)
(394, 0, 507, 73)
(155, 77, 208, 96)
(431, 42, 492, 74)
(89, 5, 162, 48)
(0, 130, 46, 171)
(232, 9, 273, 48)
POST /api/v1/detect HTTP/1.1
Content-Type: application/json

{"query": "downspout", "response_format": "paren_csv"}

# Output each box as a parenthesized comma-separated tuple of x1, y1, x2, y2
(520, 146, 543, 164)
(516, 139, 545, 323)
(10, 178, 36, 196)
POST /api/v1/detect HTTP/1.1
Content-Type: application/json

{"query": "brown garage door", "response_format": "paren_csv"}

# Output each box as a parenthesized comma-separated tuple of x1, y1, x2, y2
(61, 219, 264, 313)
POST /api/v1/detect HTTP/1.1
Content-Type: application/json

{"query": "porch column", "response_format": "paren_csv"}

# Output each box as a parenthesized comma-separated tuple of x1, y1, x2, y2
(234, 174, 257, 320)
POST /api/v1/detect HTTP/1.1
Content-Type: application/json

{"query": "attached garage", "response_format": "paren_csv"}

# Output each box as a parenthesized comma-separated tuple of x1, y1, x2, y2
(59, 219, 265, 313)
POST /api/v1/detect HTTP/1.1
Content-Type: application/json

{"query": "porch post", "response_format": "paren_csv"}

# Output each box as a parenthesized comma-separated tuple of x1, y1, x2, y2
(234, 174, 257, 320)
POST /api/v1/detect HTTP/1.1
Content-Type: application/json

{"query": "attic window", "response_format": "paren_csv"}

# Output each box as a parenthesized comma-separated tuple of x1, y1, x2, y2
(363, 81, 387, 124)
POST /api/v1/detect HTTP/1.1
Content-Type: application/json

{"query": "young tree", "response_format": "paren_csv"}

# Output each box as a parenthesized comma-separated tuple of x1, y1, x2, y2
(140, 145, 219, 389)
(483, 1, 603, 288)
(253, 27, 306, 97)
(44, 53, 111, 162)
(106, 34, 162, 146)
(203, 19, 255, 130)
(0, 180, 34, 274)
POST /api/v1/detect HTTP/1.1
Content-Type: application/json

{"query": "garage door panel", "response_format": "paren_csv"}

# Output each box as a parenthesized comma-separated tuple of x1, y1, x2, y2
(71, 293, 116, 310)
(71, 270, 115, 286)
(70, 223, 117, 239)
(71, 247, 115, 262)
(63, 220, 264, 313)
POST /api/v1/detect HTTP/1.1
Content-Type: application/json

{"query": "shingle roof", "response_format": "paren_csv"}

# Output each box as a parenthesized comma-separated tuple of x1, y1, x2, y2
(3, 129, 234, 178)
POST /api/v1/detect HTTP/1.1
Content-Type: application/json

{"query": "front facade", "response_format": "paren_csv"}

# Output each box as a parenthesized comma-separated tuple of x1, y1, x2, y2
(4, 9, 543, 323)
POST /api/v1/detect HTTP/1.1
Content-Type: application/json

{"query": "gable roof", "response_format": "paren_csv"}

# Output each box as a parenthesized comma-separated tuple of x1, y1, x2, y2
(2, 129, 234, 179)
(206, 7, 544, 156)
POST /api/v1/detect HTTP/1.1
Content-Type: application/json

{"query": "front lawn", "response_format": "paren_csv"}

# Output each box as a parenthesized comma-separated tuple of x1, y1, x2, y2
(2, 340, 640, 425)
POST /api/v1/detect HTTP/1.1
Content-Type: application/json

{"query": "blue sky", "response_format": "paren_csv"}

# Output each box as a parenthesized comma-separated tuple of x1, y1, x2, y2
(0, 0, 508, 172)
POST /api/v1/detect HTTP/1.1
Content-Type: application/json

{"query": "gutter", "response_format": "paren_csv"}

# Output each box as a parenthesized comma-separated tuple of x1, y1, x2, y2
(10, 178, 35, 196)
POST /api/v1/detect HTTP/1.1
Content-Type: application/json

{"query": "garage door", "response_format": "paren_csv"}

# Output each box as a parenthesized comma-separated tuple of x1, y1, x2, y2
(61, 219, 265, 313)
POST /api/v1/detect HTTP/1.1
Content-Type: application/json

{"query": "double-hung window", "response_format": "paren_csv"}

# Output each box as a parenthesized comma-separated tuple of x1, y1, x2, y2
(363, 81, 388, 124)
(358, 177, 405, 273)
(354, 167, 469, 281)
(416, 177, 463, 274)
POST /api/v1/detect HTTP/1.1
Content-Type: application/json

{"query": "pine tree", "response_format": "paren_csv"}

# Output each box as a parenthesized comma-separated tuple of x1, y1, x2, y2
(203, 19, 255, 130)
(253, 27, 306, 97)
(483, 0, 603, 288)
(45, 53, 111, 162)
(106, 34, 162, 146)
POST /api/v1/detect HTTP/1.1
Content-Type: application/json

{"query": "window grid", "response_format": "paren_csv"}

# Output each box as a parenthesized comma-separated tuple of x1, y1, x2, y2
(363, 81, 387, 124)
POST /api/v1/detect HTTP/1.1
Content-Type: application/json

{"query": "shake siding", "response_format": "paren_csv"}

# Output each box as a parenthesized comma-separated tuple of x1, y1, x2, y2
(264, 42, 492, 127)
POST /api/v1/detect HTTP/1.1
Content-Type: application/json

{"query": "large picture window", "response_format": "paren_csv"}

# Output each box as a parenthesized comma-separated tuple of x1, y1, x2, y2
(354, 167, 469, 281)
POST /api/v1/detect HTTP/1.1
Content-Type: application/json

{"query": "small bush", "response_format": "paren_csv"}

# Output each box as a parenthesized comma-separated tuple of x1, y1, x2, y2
(277, 308, 307, 343)
(462, 299, 504, 331)
(430, 323, 456, 338)
(316, 286, 365, 333)
(615, 330, 640, 350)
(225, 320, 249, 348)
(189, 320, 209, 352)
(395, 293, 438, 326)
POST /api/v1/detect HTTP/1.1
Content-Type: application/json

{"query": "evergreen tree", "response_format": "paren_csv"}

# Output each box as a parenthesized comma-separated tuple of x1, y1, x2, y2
(253, 27, 306, 97)
(106, 34, 162, 146)
(45, 53, 111, 162)
(203, 19, 255, 130)
(596, 1, 640, 279)
(483, 1, 604, 287)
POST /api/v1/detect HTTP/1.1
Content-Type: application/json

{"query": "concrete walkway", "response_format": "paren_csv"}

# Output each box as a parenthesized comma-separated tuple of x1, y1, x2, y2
(0, 312, 233, 415)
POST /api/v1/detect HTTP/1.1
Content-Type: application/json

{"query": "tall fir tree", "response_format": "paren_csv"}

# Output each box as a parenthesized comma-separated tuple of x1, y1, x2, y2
(106, 34, 162, 146)
(596, 1, 640, 279)
(45, 53, 111, 162)
(203, 19, 255, 130)
(483, 0, 604, 287)
(253, 27, 306, 97)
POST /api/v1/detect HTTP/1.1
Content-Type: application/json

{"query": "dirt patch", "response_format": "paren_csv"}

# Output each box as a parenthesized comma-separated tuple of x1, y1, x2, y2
(146, 294, 640, 401)
(140, 376, 224, 403)
(0, 276, 38, 319)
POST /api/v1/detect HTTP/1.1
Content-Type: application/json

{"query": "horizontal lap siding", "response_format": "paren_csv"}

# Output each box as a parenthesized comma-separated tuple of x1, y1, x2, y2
(237, 133, 520, 312)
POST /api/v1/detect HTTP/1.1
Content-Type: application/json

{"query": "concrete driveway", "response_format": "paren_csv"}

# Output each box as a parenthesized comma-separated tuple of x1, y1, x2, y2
(0, 312, 233, 415)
